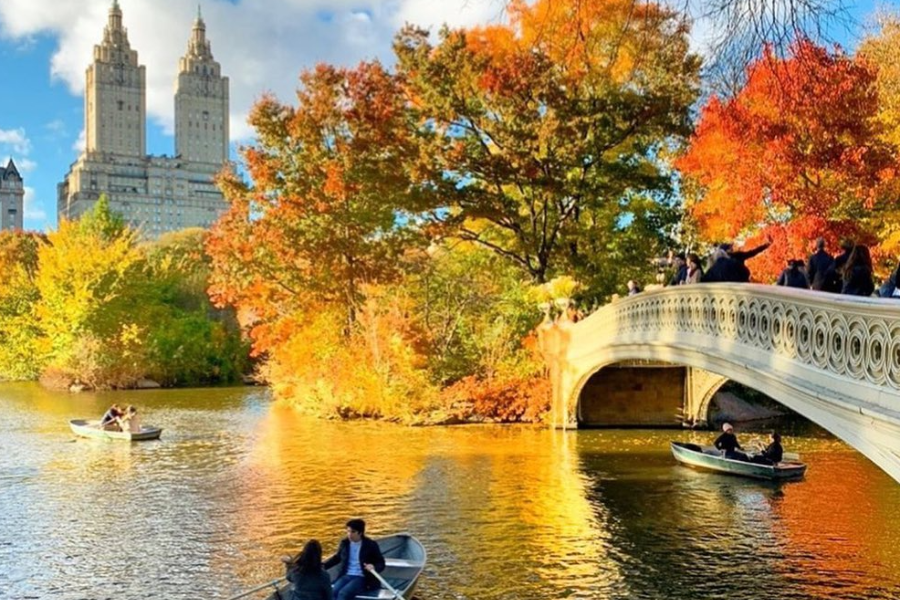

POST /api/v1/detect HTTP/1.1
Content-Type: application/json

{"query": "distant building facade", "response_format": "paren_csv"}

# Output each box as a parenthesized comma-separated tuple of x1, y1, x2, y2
(1, 159, 24, 231)
(58, 1, 230, 238)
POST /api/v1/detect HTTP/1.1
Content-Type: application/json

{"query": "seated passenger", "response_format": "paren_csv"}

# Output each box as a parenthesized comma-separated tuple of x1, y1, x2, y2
(714, 422, 748, 461)
(99, 404, 123, 431)
(116, 405, 142, 433)
(281, 539, 334, 600)
(751, 431, 784, 465)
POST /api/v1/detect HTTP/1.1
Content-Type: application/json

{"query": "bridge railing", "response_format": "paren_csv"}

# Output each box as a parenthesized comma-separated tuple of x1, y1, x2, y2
(568, 284, 900, 391)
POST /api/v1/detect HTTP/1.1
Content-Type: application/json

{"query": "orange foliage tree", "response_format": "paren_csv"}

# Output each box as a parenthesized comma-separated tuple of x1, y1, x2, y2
(207, 61, 429, 343)
(677, 40, 899, 280)
(206, 62, 444, 418)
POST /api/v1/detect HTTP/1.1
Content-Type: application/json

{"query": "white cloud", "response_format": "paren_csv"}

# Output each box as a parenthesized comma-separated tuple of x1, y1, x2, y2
(14, 158, 37, 172)
(0, 0, 504, 144)
(0, 128, 32, 154)
(44, 119, 67, 134)
(73, 128, 85, 152)
(23, 187, 47, 222)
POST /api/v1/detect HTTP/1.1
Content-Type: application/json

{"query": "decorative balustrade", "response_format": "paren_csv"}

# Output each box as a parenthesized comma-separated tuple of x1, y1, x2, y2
(565, 283, 900, 394)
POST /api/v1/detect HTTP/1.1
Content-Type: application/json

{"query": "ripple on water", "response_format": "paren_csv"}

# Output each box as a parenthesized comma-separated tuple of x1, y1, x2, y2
(1, 386, 900, 599)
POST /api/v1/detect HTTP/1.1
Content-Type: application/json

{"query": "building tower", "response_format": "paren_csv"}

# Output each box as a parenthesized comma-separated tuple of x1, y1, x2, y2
(85, 0, 147, 157)
(0, 159, 24, 231)
(174, 7, 230, 165)
(59, 1, 230, 238)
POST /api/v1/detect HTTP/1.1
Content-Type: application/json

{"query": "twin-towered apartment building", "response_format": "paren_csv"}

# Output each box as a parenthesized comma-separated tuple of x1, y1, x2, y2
(57, 0, 231, 238)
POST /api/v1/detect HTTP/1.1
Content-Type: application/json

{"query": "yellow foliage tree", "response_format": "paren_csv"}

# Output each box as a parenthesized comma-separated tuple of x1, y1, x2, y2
(35, 197, 148, 388)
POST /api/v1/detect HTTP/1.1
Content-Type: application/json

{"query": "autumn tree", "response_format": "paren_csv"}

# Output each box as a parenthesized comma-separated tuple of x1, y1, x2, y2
(34, 196, 148, 388)
(0, 230, 44, 379)
(858, 16, 900, 257)
(395, 0, 700, 286)
(677, 40, 898, 280)
(208, 61, 428, 342)
(141, 228, 250, 386)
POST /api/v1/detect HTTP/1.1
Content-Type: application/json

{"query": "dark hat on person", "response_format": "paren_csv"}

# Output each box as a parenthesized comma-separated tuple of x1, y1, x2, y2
(718, 243, 734, 252)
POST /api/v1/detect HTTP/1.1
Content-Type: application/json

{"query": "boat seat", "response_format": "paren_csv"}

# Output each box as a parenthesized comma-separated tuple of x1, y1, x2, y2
(384, 558, 423, 568)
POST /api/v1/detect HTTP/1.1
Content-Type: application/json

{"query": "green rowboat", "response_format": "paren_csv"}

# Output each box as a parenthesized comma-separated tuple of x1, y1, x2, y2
(671, 441, 807, 481)
(69, 419, 162, 441)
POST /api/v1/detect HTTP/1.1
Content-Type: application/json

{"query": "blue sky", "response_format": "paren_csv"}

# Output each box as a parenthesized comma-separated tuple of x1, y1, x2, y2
(0, 0, 885, 232)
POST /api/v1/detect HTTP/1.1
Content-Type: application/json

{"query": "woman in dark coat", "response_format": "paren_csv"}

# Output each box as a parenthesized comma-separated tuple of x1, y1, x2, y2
(841, 244, 875, 297)
(282, 540, 333, 600)
(714, 422, 747, 461)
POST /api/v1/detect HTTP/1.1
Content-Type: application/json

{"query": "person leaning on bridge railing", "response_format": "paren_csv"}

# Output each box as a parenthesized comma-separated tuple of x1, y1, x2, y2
(701, 239, 771, 283)
(806, 237, 835, 291)
(776, 259, 809, 289)
(878, 261, 900, 298)
(840, 244, 875, 297)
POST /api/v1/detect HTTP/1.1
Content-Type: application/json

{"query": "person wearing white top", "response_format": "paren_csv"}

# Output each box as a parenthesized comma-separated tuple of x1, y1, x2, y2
(324, 519, 386, 600)
(116, 405, 142, 433)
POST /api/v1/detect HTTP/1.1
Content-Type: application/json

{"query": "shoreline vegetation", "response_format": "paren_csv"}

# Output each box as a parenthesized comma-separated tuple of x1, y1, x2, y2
(8, 1, 900, 425)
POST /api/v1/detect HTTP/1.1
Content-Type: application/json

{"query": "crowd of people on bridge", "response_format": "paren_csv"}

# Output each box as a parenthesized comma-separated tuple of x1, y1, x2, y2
(631, 236, 892, 298)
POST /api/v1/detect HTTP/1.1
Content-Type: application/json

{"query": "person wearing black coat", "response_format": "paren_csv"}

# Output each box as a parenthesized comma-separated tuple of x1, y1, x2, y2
(776, 260, 809, 289)
(669, 253, 688, 286)
(727, 240, 771, 282)
(702, 241, 771, 283)
(714, 422, 747, 461)
(822, 240, 854, 293)
(806, 238, 834, 291)
(701, 248, 741, 283)
(841, 244, 875, 297)
(282, 540, 334, 600)
(325, 519, 386, 600)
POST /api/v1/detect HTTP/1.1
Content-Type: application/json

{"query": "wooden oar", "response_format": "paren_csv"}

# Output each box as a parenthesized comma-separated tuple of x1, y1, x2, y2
(366, 565, 406, 600)
(223, 577, 285, 600)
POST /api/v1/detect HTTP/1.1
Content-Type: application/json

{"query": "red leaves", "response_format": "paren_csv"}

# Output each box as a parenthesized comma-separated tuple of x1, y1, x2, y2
(678, 40, 898, 280)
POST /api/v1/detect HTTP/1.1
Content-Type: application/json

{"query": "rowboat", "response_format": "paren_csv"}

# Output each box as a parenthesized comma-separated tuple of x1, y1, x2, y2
(258, 533, 426, 600)
(671, 441, 807, 481)
(69, 419, 162, 441)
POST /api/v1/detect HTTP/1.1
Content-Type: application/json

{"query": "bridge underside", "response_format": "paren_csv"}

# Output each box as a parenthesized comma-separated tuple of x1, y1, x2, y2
(545, 285, 900, 484)
(577, 362, 728, 428)
(578, 363, 686, 428)
(563, 346, 900, 484)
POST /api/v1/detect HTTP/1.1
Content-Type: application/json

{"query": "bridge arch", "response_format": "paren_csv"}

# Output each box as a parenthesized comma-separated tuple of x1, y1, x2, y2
(541, 284, 900, 483)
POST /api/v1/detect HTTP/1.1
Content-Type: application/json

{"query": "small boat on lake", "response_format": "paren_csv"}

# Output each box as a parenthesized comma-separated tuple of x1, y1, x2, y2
(671, 441, 807, 481)
(69, 419, 162, 441)
(262, 533, 426, 600)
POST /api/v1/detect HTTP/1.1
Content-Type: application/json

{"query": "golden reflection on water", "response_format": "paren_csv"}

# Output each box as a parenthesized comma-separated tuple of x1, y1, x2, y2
(2, 383, 900, 600)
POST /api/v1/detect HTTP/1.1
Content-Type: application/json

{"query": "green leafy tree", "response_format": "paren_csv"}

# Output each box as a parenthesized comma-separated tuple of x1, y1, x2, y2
(141, 229, 250, 386)
(394, 0, 700, 288)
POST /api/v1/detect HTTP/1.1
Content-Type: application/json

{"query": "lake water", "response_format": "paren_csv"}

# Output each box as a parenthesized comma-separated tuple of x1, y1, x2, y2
(1, 382, 899, 600)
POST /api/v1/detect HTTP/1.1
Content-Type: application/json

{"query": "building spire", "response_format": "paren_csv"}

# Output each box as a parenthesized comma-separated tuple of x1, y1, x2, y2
(184, 5, 213, 61)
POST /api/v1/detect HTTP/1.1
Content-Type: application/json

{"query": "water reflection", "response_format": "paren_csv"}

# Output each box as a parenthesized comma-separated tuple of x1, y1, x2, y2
(1, 383, 899, 600)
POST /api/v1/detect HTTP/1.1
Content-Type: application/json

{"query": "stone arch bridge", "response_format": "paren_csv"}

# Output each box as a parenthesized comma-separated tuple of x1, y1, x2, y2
(539, 284, 900, 483)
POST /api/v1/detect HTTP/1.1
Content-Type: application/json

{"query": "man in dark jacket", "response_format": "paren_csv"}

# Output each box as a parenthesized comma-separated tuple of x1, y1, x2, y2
(805, 237, 834, 291)
(668, 253, 688, 286)
(776, 260, 809, 289)
(325, 518, 386, 600)
(822, 239, 853, 293)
